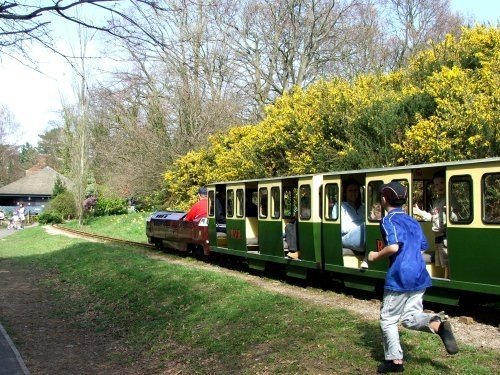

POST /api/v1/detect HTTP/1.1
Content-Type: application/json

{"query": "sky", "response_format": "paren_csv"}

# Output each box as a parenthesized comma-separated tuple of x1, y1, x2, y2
(0, 5, 116, 146)
(0, 0, 499, 147)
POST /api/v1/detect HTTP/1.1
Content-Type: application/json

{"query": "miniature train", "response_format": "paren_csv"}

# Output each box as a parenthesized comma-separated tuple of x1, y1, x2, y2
(147, 158, 500, 306)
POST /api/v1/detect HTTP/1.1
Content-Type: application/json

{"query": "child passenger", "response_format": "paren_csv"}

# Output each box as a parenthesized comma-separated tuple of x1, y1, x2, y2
(368, 181, 458, 373)
(369, 202, 382, 220)
(413, 170, 457, 279)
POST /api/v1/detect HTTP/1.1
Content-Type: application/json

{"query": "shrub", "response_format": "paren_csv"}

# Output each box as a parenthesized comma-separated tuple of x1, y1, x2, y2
(83, 196, 97, 212)
(44, 190, 77, 221)
(38, 212, 63, 224)
(95, 197, 127, 216)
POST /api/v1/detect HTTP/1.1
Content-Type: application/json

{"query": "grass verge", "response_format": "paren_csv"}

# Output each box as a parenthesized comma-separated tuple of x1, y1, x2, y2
(62, 211, 151, 243)
(1, 226, 498, 374)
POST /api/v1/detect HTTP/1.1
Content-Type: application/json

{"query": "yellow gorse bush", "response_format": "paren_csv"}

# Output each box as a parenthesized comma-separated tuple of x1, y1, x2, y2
(165, 26, 499, 208)
(395, 26, 500, 163)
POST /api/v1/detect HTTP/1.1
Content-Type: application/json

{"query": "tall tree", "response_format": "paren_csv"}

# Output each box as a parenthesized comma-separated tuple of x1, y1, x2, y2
(0, 1, 163, 61)
(19, 142, 38, 168)
(112, 0, 243, 144)
(0, 104, 18, 144)
(381, 0, 463, 69)
(37, 126, 66, 171)
(62, 22, 92, 225)
(0, 105, 23, 185)
(220, 0, 363, 118)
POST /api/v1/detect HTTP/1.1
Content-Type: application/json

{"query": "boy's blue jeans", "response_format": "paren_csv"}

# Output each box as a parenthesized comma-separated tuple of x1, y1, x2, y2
(380, 290, 439, 360)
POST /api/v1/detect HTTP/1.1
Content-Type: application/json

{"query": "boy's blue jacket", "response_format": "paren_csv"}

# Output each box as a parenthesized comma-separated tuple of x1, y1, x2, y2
(380, 208, 432, 292)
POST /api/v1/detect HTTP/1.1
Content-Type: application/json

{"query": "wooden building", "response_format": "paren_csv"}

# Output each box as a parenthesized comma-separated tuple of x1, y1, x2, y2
(0, 166, 70, 214)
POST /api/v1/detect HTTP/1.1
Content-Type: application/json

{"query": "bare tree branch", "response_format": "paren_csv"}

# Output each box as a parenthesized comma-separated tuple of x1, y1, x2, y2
(0, 1, 167, 57)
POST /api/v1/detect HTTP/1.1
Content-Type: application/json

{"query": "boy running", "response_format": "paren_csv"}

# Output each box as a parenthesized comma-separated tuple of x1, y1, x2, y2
(368, 181, 458, 373)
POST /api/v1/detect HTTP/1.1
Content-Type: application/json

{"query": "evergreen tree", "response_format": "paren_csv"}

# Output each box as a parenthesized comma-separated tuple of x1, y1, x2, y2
(52, 175, 67, 197)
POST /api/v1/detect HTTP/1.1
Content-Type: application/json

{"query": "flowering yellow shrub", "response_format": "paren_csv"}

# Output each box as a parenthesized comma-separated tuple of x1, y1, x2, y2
(395, 26, 500, 163)
(165, 26, 499, 207)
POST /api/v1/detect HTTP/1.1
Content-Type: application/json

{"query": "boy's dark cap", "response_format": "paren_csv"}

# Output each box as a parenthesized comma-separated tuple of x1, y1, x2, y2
(380, 181, 407, 206)
(198, 186, 208, 196)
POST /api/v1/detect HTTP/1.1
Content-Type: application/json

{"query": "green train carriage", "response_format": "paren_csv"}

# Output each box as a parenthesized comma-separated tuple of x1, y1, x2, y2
(206, 158, 500, 305)
(207, 175, 324, 278)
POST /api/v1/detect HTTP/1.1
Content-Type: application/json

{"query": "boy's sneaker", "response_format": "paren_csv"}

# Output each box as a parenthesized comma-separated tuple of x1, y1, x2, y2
(437, 321, 458, 354)
(377, 360, 404, 373)
(360, 260, 369, 270)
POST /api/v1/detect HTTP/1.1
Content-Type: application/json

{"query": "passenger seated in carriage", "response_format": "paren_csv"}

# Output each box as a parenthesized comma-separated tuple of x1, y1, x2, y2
(413, 170, 458, 279)
(284, 212, 298, 259)
(369, 202, 382, 221)
(184, 186, 208, 222)
(245, 197, 258, 217)
(341, 178, 366, 253)
(341, 179, 368, 269)
(215, 190, 226, 233)
(286, 195, 310, 260)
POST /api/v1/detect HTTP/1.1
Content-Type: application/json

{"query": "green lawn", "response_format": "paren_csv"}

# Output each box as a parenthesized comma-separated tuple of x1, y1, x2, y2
(62, 211, 152, 243)
(1, 224, 498, 374)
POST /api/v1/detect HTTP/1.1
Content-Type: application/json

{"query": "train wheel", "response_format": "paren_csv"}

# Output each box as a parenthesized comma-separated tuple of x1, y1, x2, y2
(154, 239, 163, 250)
(191, 245, 204, 258)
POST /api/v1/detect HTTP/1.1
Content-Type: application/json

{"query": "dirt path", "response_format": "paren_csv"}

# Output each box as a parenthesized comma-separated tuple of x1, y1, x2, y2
(0, 260, 162, 375)
(0, 226, 498, 374)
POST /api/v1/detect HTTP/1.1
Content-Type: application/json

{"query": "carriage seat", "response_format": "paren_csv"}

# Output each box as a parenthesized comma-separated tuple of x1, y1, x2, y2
(342, 248, 366, 268)
(246, 237, 258, 246)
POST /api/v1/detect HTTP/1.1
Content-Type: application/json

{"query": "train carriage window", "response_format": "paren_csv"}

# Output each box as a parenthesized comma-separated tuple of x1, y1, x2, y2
(413, 177, 442, 221)
(483, 173, 500, 224)
(299, 185, 311, 220)
(449, 176, 472, 223)
(367, 181, 383, 221)
(259, 188, 268, 218)
(208, 190, 215, 217)
(236, 189, 244, 218)
(245, 190, 258, 217)
(227, 189, 234, 218)
(271, 187, 280, 219)
(325, 183, 339, 221)
(283, 187, 297, 219)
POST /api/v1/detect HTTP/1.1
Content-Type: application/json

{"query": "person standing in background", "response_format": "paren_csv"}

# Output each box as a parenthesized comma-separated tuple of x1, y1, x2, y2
(18, 203, 26, 229)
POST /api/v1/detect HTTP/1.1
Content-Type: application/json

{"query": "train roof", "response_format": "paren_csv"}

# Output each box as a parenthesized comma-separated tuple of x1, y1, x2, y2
(208, 157, 500, 186)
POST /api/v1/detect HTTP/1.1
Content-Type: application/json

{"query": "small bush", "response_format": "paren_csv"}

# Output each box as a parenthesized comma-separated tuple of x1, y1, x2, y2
(83, 196, 97, 212)
(95, 197, 127, 216)
(38, 212, 63, 224)
(43, 190, 77, 221)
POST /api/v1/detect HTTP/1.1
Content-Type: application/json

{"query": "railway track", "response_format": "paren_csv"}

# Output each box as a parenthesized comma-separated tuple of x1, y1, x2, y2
(51, 224, 500, 329)
(52, 224, 155, 249)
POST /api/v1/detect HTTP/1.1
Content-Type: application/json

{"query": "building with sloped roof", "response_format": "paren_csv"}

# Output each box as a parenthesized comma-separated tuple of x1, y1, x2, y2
(0, 166, 71, 214)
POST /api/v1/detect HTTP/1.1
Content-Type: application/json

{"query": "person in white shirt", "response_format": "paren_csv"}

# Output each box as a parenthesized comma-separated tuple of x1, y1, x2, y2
(18, 203, 26, 229)
(341, 178, 366, 253)
(413, 170, 458, 279)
